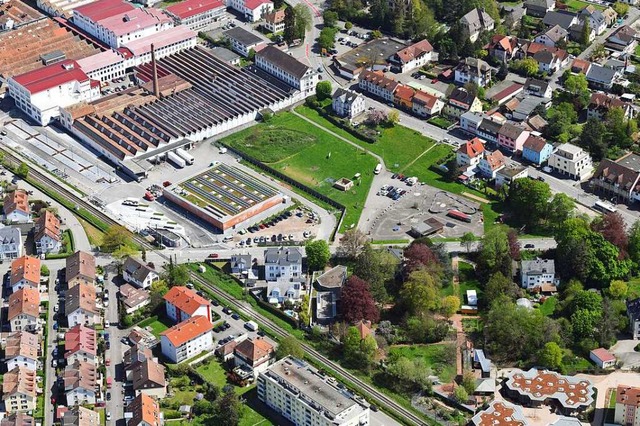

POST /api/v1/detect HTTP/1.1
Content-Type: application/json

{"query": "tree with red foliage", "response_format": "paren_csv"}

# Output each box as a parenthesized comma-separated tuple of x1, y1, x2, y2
(403, 243, 440, 274)
(507, 228, 521, 261)
(341, 275, 380, 324)
(592, 212, 628, 258)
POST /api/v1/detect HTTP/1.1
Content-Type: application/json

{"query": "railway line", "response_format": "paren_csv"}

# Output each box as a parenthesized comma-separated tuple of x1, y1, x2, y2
(3, 150, 428, 426)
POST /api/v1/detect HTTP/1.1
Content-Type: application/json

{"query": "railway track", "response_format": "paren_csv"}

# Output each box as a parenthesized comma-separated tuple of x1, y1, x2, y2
(4, 150, 428, 426)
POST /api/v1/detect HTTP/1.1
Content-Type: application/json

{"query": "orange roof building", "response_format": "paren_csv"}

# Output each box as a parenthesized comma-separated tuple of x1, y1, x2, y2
(126, 393, 161, 426)
(10, 256, 40, 291)
(160, 315, 214, 363)
(34, 211, 61, 255)
(390, 39, 434, 72)
(471, 400, 528, 426)
(163, 286, 212, 323)
(615, 385, 640, 425)
(8, 287, 40, 332)
(393, 84, 415, 108)
(234, 338, 274, 375)
(3, 190, 30, 223)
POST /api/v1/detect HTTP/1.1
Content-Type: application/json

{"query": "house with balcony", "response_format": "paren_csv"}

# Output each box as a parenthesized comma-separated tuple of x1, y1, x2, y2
(65, 283, 99, 327)
(0, 227, 22, 262)
(591, 153, 640, 204)
(119, 284, 151, 315)
(520, 258, 557, 289)
(460, 8, 495, 42)
(412, 90, 444, 117)
(10, 256, 40, 293)
(456, 137, 486, 172)
(2, 367, 36, 413)
(66, 251, 96, 288)
(3, 190, 30, 223)
(498, 123, 530, 152)
(359, 70, 400, 103)
(5, 331, 39, 372)
(234, 338, 275, 378)
(332, 88, 366, 120)
(444, 87, 482, 118)
(8, 287, 39, 332)
(123, 257, 159, 289)
(64, 324, 97, 364)
(164, 286, 213, 323)
(605, 25, 638, 53)
(586, 64, 622, 90)
(534, 25, 568, 47)
(160, 315, 214, 363)
(549, 143, 593, 180)
(587, 93, 633, 121)
(478, 150, 506, 179)
(34, 210, 61, 255)
(522, 135, 553, 165)
(388, 39, 434, 73)
(126, 394, 162, 426)
(477, 117, 502, 144)
(454, 57, 493, 87)
(64, 361, 97, 406)
(132, 359, 166, 399)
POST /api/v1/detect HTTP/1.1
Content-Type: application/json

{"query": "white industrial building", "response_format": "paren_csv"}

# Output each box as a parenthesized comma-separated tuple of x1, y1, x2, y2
(255, 46, 318, 95)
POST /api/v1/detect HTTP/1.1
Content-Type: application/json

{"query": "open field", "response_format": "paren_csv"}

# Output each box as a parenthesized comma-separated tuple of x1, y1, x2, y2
(563, 0, 604, 11)
(389, 344, 457, 383)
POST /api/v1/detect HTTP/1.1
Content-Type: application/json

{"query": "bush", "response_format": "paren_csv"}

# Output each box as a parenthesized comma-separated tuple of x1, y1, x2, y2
(40, 265, 50, 276)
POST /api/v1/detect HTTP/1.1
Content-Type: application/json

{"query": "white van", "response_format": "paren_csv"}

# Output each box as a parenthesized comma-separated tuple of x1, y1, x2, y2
(374, 164, 382, 174)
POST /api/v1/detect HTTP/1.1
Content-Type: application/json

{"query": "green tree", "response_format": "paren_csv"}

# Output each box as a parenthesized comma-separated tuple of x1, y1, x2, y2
(581, 118, 608, 160)
(318, 27, 338, 51)
(590, 43, 606, 61)
(164, 264, 190, 287)
(293, 4, 312, 40)
(322, 10, 338, 27)
(538, 342, 563, 370)
(606, 106, 634, 150)
(580, 19, 591, 46)
(628, 220, 640, 265)
(507, 178, 552, 227)
(477, 226, 512, 279)
(440, 295, 460, 319)
(386, 109, 400, 126)
(283, 6, 296, 43)
(484, 272, 519, 307)
(345, 21, 353, 30)
(609, 280, 628, 300)
(343, 326, 377, 370)
(460, 232, 476, 253)
(16, 162, 28, 178)
(565, 73, 588, 95)
(101, 225, 134, 253)
(353, 244, 397, 303)
(305, 239, 330, 272)
(571, 309, 601, 339)
(113, 244, 138, 259)
(339, 229, 369, 259)
(400, 268, 440, 314)
(547, 193, 576, 231)
(212, 388, 242, 426)
(613, 2, 629, 16)
(40, 265, 50, 276)
(148, 279, 169, 314)
(461, 370, 476, 394)
(546, 102, 579, 142)
(512, 58, 539, 76)
(315, 80, 332, 101)
(275, 336, 305, 360)
(454, 386, 469, 403)
(247, 48, 256, 61)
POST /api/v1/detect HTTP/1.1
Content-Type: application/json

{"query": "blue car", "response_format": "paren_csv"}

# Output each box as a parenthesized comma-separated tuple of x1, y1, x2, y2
(53, 322, 58, 330)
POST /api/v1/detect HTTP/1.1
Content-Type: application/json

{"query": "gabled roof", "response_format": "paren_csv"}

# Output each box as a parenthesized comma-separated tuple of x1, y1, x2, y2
(593, 155, 640, 193)
(525, 0, 554, 9)
(65, 282, 97, 315)
(5, 331, 39, 361)
(160, 315, 213, 347)
(607, 25, 638, 45)
(449, 87, 477, 106)
(244, 0, 272, 10)
(543, 24, 568, 42)
(492, 83, 523, 102)
(257, 45, 310, 79)
(394, 39, 433, 64)
(8, 287, 39, 321)
(523, 134, 548, 153)
(166, 0, 224, 19)
(412, 90, 441, 108)
(394, 85, 415, 102)
(590, 347, 615, 363)
(616, 385, 640, 407)
(527, 115, 548, 131)
(521, 258, 555, 275)
(120, 284, 150, 309)
(588, 92, 627, 111)
(64, 360, 96, 393)
(264, 9, 285, 24)
(61, 406, 98, 426)
(132, 359, 166, 391)
(4, 189, 29, 216)
(456, 57, 493, 75)
(223, 26, 264, 46)
(35, 210, 61, 243)
(124, 344, 153, 370)
(542, 10, 577, 29)
(460, 7, 495, 32)
(586, 64, 619, 83)
(1, 413, 35, 426)
(163, 286, 210, 315)
(499, 122, 527, 140)
(11, 60, 90, 94)
(234, 338, 274, 362)
(571, 58, 592, 74)
(96, 8, 171, 37)
(332, 88, 362, 105)
(10, 256, 40, 286)
(123, 257, 156, 284)
(64, 324, 97, 357)
(490, 34, 516, 53)
(127, 393, 161, 426)
(482, 150, 506, 171)
(66, 251, 96, 282)
(73, 0, 135, 22)
(264, 247, 302, 266)
(2, 367, 36, 399)
(458, 137, 485, 158)
(359, 70, 400, 93)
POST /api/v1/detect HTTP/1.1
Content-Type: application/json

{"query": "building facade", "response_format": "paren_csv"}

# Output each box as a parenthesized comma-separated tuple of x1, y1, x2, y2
(255, 46, 317, 95)
(160, 315, 214, 363)
(548, 143, 593, 180)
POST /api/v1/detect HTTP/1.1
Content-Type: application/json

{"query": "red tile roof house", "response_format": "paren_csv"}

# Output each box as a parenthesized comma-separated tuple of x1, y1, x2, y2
(589, 348, 616, 368)
(10, 256, 41, 292)
(163, 286, 213, 324)
(389, 39, 435, 73)
(479, 150, 506, 179)
(614, 385, 640, 425)
(160, 315, 214, 363)
(358, 70, 400, 103)
(412, 90, 445, 117)
(233, 337, 274, 377)
(456, 137, 486, 171)
(34, 210, 62, 255)
(3, 190, 30, 223)
(65, 324, 97, 364)
(491, 83, 524, 105)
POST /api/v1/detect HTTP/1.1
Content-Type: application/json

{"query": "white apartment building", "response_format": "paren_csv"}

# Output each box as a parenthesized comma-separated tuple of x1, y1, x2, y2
(264, 247, 302, 281)
(163, 286, 213, 323)
(520, 259, 557, 289)
(165, 0, 226, 31)
(332, 88, 366, 120)
(2, 367, 37, 413)
(255, 46, 318, 95)
(5, 332, 39, 372)
(615, 385, 640, 426)
(0, 227, 22, 262)
(65, 283, 99, 328)
(227, 0, 273, 22)
(258, 357, 370, 426)
(160, 315, 214, 363)
(8, 288, 40, 333)
(548, 143, 594, 180)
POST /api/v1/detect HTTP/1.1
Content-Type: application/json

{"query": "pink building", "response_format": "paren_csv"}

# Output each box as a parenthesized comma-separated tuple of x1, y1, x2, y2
(498, 123, 530, 152)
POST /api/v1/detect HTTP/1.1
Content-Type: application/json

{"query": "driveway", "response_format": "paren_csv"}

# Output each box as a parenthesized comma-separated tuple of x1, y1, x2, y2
(609, 339, 640, 369)
(576, 371, 640, 426)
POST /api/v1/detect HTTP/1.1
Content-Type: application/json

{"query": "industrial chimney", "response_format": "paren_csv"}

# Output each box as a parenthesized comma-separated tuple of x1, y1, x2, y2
(151, 43, 160, 98)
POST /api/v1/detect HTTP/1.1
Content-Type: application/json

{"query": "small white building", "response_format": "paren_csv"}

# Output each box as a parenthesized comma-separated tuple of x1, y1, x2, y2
(255, 46, 318, 95)
(160, 315, 214, 363)
(262, 9, 285, 33)
(123, 257, 159, 289)
(264, 247, 302, 281)
(548, 143, 593, 180)
(224, 27, 267, 57)
(332, 88, 366, 120)
(226, 0, 273, 22)
(589, 348, 616, 368)
(520, 258, 556, 289)
(0, 227, 22, 262)
(34, 210, 62, 255)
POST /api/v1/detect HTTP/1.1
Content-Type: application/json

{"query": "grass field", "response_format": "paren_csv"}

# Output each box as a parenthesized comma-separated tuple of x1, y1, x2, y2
(563, 0, 604, 11)
(137, 316, 170, 337)
(195, 358, 228, 387)
(537, 296, 558, 316)
(441, 261, 482, 302)
(389, 344, 457, 383)
(187, 263, 245, 299)
(223, 112, 377, 230)
(76, 217, 103, 247)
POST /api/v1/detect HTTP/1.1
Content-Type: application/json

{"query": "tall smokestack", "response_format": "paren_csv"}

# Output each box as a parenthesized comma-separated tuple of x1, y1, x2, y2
(151, 43, 160, 99)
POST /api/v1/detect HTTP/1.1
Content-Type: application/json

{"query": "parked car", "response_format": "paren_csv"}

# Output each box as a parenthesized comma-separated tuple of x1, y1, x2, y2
(231, 313, 240, 320)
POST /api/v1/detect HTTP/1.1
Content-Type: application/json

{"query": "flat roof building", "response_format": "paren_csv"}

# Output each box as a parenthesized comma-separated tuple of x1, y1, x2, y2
(333, 37, 406, 79)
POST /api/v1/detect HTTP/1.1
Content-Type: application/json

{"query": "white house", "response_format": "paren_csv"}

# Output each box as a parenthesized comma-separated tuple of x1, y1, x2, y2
(224, 27, 267, 57)
(580, 7, 607, 36)
(388, 39, 434, 73)
(332, 88, 366, 120)
(227, 0, 273, 22)
(456, 137, 485, 171)
(412, 90, 445, 117)
(234, 338, 274, 378)
(163, 286, 213, 323)
(8, 288, 39, 333)
(65, 283, 99, 327)
(2, 367, 37, 413)
(160, 315, 214, 363)
(589, 348, 616, 368)
(262, 9, 285, 33)
(64, 361, 97, 406)
(533, 24, 568, 47)
(255, 46, 318, 95)
(454, 57, 493, 88)
(3, 190, 30, 223)
(123, 257, 159, 289)
(478, 150, 506, 179)
(5, 332, 39, 372)
(460, 112, 485, 135)
(264, 247, 302, 281)
(0, 227, 22, 262)
(10, 256, 40, 293)
(34, 210, 62, 255)
(119, 284, 151, 315)
(614, 385, 640, 426)
(359, 70, 400, 103)
(548, 143, 593, 180)
(460, 8, 495, 42)
(520, 258, 556, 289)
(165, 0, 226, 31)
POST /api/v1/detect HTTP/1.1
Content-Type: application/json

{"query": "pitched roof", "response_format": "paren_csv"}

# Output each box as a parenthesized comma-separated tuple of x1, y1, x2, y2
(234, 338, 274, 362)
(132, 359, 166, 391)
(163, 286, 210, 315)
(590, 347, 615, 363)
(264, 8, 285, 24)
(8, 287, 39, 321)
(527, 115, 548, 131)
(65, 282, 98, 315)
(5, 331, 39, 361)
(2, 367, 36, 399)
(223, 26, 264, 46)
(499, 122, 527, 140)
(264, 247, 302, 266)
(11, 60, 90, 94)
(490, 34, 516, 53)
(458, 137, 485, 158)
(617, 385, 640, 407)
(66, 251, 96, 282)
(523, 134, 548, 153)
(64, 324, 97, 357)
(589, 92, 627, 111)
(73, 0, 135, 22)
(359, 70, 400, 93)
(1, 413, 35, 426)
(394, 39, 433, 64)
(96, 8, 171, 37)
(543, 24, 568, 42)
(571, 58, 592, 74)
(542, 10, 577, 29)
(525, 0, 554, 9)
(123, 344, 153, 370)
(61, 406, 99, 426)
(160, 315, 213, 347)
(457, 57, 492, 74)
(607, 24, 638, 45)
(412, 89, 440, 108)
(123, 257, 156, 284)
(64, 360, 97, 393)
(586, 64, 618, 83)
(0, 226, 20, 246)
(394, 85, 415, 102)
(593, 155, 640, 193)
(120, 284, 150, 310)
(461, 7, 495, 32)
(449, 87, 477, 106)
(4, 189, 29, 216)
(483, 150, 506, 171)
(257, 45, 310, 79)
(127, 394, 161, 426)
(166, 0, 224, 19)
(35, 210, 61, 243)
(244, 0, 272, 10)
(491, 83, 523, 102)
(10, 256, 40, 286)
(521, 258, 555, 275)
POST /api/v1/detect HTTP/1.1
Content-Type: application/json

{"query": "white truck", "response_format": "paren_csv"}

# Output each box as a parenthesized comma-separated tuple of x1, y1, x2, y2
(167, 151, 186, 168)
(175, 148, 195, 165)
(244, 321, 259, 332)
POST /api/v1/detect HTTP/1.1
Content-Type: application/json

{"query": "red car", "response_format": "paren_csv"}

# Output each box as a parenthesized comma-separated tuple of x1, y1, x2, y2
(207, 253, 219, 259)
(162, 181, 172, 187)
(431, 78, 438, 83)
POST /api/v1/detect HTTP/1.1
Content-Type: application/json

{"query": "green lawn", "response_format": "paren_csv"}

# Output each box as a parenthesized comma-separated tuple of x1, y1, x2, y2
(441, 261, 482, 303)
(389, 344, 457, 383)
(462, 318, 484, 333)
(537, 296, 558, 316)
(146, 319, 169, 337)
(427, 116, 455, 130)
(222, 112, 377, 230)
(563, 0, 604, 11)
(188, 263, 245, 299)
(561, 354, 592, 374)
(195, 358, 228, 387)
(627, 277, 640, 299)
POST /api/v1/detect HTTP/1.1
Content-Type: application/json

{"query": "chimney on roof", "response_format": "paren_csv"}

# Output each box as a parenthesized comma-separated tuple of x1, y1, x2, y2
(151, 43, 160, 99)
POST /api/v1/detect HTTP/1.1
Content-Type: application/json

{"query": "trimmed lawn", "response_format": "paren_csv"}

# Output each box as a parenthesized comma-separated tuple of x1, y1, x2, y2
(188, 262, 245, 299)
(427, 116, 454, 129)
(389, 344, 457, 383)
(146, 319, 169, 337)
(442, 261, 482, 302)
(222, 112, 377, 230)
(537, 296, 558, 316)
(76, 217, 103, 247)
(195, 359, 228, 387)
(563, 0, 604, 11)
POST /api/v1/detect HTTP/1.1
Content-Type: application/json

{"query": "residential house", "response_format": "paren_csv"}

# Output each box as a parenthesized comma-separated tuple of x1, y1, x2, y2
(569, 21, 596, 44)
(227, 0, 273, 22)
(522, 134, 553, 165)
(533, 47, 569, 73)
(234, 337, 275, 377)
(412, 90, 444, 117)
(34, 210, 61, 255)
(223, 27, 266, 58)
(460, 8, 495, 42)
(1, 413, 35, 426)
(66, 251, 96, 288)
(477, 117, 502, 144)
(587, 92, 633, 120)
(527, 114, 548, 133)
(164, 286, 213, 323)
(571, 58, 592, 74)
(255, 45, 318, 95)
(332, 88, 366, 120)
(60, 407, 99, 426)
(65, 283, 99, 327)
(160, 315, 214, 363)
(549, 143, 593, 180)
(591, 153, 640, 204)
(520, 258, 556, 289)
(580, 6, 607, 35)
(64, 360, 97, 406)
(478, 150, 506, 178)
(502, 5, 526, 29)
(359, 70, 400, 103)
(628, 297, 640, 339)
(313, 265, 348, 324)
(586, 64, 622, 90)
(126, 393, 162, 426)
(394, 85, 415, 109)
(534, 25, 569, 47)
(602, 7, 618, 27)
(498, 123, 530, 152)
(132, 359, 167, 398)
(445, 87, 483, 118)
(3, 190, 30, 223)
(262, 9, 284, 33)
(589, 348, 616, 368)
(2, 367, 36, 413)
(64, 324, 97, 364)
(10, 256, 40, 293)
(614, 385, 640, 425)
(265, 247, 302, 280)
(488, 34, 520, 63)
(542, 10, 579, 30)
(388, 39, 434, 73)
(524, 0, 554, 17)
(123, 257, 159, 289)
(124, 344, 154, 380)
(460, 112, 485, 134)
(605, 25, 638, 53)
(605, 58, 627, 73)
(509, 95, 552, 122)
(8, 287, 39, 332)
(454, 57, 493, 87)
(456, 137, 486, 171)
(120, 284, 151, 314)
(523, 78, 552, 98)
(230, 254, 254, 276)
(0, 227, 22, 262)
(491, 83, 524, 105)
(5, 332, 39, 372)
